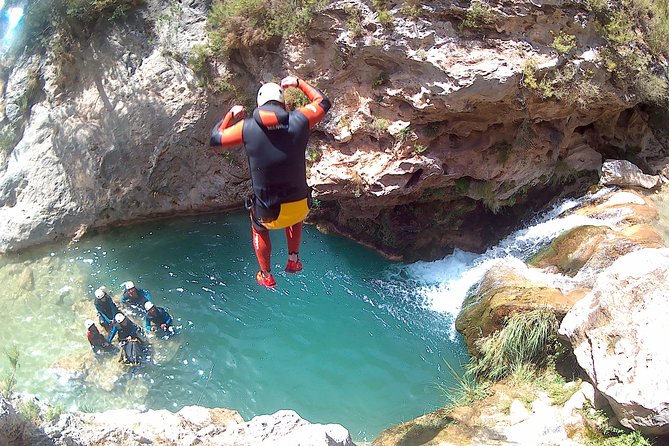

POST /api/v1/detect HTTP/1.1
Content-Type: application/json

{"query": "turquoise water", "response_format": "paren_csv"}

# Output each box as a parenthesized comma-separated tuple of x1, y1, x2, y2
(0, 212, 468, 442)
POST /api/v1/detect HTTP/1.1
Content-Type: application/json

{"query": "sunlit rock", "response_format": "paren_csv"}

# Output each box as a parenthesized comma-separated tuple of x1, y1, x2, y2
(601, 159, 662, 189)
(574, 189, 659, 227)
(529, 223, 664, 285)
(559, 248, 669, 435)
(31, 405, 353, 446)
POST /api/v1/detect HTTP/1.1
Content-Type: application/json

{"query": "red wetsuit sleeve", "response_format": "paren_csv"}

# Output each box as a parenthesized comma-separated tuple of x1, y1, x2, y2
(295, 79, 332, 129)
(210, 110, 244, 150)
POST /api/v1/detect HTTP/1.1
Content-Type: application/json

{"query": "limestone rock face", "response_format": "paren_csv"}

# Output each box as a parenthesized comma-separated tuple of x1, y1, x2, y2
(559, 248, 669, 435)
(601, 159, 662, 189)
(0, 0, 247, 253)
(35, 404, 355, 446)
(0, 0, 667, 260)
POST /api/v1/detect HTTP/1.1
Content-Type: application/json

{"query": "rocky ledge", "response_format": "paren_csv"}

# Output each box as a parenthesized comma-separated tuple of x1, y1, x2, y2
(0, 394, 354, 446)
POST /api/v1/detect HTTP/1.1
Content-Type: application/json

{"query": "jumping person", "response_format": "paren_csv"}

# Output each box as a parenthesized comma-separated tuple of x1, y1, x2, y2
(94, 287, 119, 330)
(210, 75, 331, 287)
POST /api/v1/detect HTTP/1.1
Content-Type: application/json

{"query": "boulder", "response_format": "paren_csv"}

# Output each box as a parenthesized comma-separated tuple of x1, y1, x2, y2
(455, 260, 587, 355)
(601, 159, 662, 189)
(529, 223, 664, 286)
(559, 248, 669, 435)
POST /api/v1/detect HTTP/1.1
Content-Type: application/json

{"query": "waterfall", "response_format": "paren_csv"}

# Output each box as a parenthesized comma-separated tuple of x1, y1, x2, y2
(397, 187, 622, 329)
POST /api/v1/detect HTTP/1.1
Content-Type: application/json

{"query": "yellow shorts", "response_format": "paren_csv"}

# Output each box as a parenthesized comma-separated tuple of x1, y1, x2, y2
(257, 198, 310, 230)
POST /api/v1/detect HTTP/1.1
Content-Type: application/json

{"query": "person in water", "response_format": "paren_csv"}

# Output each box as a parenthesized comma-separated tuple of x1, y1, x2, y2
(108, 312, 144, 365)
(210, 75, 331, 288)
(107, 312, 142, 344)
(94, 286, 119, 330)
(85, 319, 113, 353)
(121, 281, 152, 309)
(144, 301, 174, 335)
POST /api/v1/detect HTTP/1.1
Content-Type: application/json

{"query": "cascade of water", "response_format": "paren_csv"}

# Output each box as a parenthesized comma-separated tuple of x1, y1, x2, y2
(398, 187, 620, 327)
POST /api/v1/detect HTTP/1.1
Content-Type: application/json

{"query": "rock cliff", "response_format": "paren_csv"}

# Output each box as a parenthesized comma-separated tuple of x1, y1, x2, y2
(0, 0, 667, 260)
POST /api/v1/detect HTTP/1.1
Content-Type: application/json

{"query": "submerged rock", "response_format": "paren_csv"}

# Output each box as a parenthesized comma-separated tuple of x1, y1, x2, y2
(559, 248, 669, 435)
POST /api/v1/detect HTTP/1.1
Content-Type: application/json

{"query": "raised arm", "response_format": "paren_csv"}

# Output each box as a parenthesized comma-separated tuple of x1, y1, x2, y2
(210, 105, 245, 151)
(281, 76, 331, 128)
(107, 325, 118, 344)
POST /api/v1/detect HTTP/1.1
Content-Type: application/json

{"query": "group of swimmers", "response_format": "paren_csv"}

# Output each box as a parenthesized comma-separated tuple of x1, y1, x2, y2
(85, 281, 175, 365)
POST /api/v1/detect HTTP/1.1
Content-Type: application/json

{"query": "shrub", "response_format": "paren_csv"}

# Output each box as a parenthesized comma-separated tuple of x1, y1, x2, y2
(207, 0, 325, 56)
(284, 87, 310, 110)
(373, 0, 394, 27)
(461, 0, 493, 29)
(413, 143, 428, 154)
(551, 31, 577, 55)
(18, 399, 41, 423)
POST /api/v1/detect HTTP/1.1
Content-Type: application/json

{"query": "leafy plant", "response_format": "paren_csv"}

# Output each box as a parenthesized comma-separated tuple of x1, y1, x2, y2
(344, 5, 363, 37)
(206, 0, 325, 56)
(401, 0, 423, 17)
(551, 31, 577, 55)
(492, 141, 512, 164)
(0, 126, 18, 153)
(284, 87, 310, 110)
(454, 177, 470, 195)
(373, 0, 393, 26)
(461, 0, 493, 29)
(18, 399, 41, 423)
(45, 402, 65, 422)
(413, 143, 428, 154)
(372, 71, 389, 88)
(373, 116, 390, 133)
(582, 404, 651, 446)
(396, 126, 413, 144)
(306, 143, 321, 163)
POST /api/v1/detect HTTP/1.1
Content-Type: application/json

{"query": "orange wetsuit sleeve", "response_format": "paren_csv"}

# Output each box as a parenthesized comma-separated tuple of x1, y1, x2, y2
(210, 110, 244, 150)
(295, 79, 332, 129)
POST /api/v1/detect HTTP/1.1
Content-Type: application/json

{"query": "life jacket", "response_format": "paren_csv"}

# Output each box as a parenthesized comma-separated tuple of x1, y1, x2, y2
(242, 103, 311, 217)
(95, 297, 118, 321)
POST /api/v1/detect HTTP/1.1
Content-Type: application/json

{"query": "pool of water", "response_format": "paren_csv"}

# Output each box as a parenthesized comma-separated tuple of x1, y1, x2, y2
(0, 212, 468, 442)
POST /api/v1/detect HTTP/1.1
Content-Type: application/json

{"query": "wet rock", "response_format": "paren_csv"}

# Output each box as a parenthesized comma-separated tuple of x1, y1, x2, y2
(559, 248, 669, 435)
(529, 223, 664, 283)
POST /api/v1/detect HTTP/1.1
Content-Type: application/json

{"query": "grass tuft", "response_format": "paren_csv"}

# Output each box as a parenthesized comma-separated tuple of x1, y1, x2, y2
(469, 308, 559, 381)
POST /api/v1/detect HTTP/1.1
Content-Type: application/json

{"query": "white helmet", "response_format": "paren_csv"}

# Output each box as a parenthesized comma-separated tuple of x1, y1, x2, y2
(144, 301, 155, 311)
(114, 313, 126, 323)
(257, 83, 284, 107)
(125, 281, 135, 290)
(85, 319, 95, 328)
(94, 288, 105, 299)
